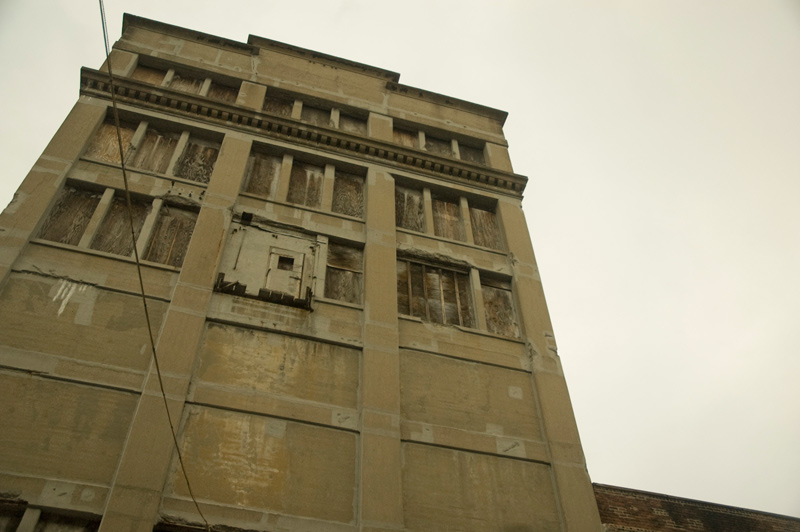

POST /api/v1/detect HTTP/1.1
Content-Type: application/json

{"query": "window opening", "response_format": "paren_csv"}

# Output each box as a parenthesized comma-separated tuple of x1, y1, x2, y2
(331, 171, 364, 218)
(84, 120, 136, 164)
(174, 137, 220, 184)
(287, 161, 324, 208)
(90, 195, 150, 256)
(38, 187, 102, 246)
(277, 256, 294, 271)
(395, 186, 425, 232)
(397, 259, 473, 328)
(243, 150, 281, 198)
(432, 196, 465, 241)
(325, 243, 363, 305)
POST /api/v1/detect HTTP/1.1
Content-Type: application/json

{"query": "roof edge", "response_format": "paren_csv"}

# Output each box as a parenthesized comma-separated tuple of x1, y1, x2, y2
(122, 14, 258, 54)
(387, 82, 508, 126)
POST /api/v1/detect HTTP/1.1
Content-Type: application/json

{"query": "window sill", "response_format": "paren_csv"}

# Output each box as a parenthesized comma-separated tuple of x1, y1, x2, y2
(79, 157, 211, 189)
(396, 227, 505, 255)
(30, 239, 182, 273)
(237, 193, 367, 224)
(398, 314, 523, 343)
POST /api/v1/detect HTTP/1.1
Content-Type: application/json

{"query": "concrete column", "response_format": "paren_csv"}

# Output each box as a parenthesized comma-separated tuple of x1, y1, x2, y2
(422, 187, 435, 235)
(314, 234, 329, 297)
(275, 154, 294, 202)
(485, 142, 513, 172)
(236, 81, 267, 111)
(100, 49, 137, 77)
(16, 507, 41, 532)
(367, 113, 393, 142)
(290, 99, 303, 120)
(451, 139, 461, 160)
(0, 99, 106, 289)
(469, 268, 487, 331)
(330, 108, 341, 129)
(418, 131, 426, 151)
(495, 198, 602, 532)
(162, 69, 176, 88)
(199, 78, 212, 97)
(98, 134, 252, 532)
(166, 131, 191, 176)
(136, 198, 164, 258)
(78, 187, 115, 248)
(460, 196, 474, 245)
(321, 163, 336, 211)
(359, 167, 404, 532)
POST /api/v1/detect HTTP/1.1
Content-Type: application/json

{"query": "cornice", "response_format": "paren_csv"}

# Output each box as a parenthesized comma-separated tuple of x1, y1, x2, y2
(80, 68, 527, 197)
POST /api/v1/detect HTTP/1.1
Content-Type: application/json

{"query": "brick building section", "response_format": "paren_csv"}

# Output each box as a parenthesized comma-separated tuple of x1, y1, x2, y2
(594, 484, 800, 532)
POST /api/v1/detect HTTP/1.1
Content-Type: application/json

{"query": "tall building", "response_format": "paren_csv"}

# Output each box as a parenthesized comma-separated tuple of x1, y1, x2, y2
(0, 15, 602, 532)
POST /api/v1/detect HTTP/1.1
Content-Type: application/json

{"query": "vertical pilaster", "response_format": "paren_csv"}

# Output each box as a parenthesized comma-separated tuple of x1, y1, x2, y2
(78, 187, 115, 248)
(359, 167, 404, 532)
(98, 135, 252, 532)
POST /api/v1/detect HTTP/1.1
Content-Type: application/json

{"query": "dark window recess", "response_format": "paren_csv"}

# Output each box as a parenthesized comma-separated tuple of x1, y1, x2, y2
(331, 171, 364, 218)
(263, 93, 294, 116)
(174, 139, 220, 184)
(0, 503, 24, 532)
(244, 151, 282, 197)
(277, 256, 294, 271)
(90, 196, 150, 256)
(130, 65, 166, 86)
(432, 196, 465, 241)
(339, 113, 367, 135)
(34, 512, 99, 531)
(425, 135, 452, 156)
(325, 243, 363, 305)
(482, 277, 519, 337)
(301, 105, 332, 127)
(469, 205, 502, 250)
(287, 161, 324, 208)
(207, 81, 238, 103)
(129, 128, 178, 174)
(38, 187, 102, 246)
(169, 72, 204, 94)
(84, 121, 136, 164)
(459, 143, 485, 165)
(144, 205, 197, 267)
(397, 260, 473, 328)
(395, 186, 425, 232)
(393, 128, 418, 149)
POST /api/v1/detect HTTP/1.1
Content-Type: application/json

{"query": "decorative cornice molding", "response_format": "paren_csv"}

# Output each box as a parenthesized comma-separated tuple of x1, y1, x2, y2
(80, 68, 527, 197)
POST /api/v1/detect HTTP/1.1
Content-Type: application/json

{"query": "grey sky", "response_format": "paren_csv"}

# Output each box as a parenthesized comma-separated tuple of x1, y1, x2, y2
(1, 0, 798, 518)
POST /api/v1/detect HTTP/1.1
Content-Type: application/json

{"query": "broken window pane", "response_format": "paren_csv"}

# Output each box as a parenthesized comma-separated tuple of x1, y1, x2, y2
(332, 171, 364, 218)
(287, 161, 324, 208)
(84, 121, 136, 164)
(263, 93, 294, 116)
(169, 72, 204, 94)
(459, 143, 485, 165)
(470, 205, 502, 250)
(301, 104, 332, 127)
(482, 277, 519, 337)
(130, 65, 166, 85)
(90, 195, 150, 256)
(395, 186, 425, 232)
(38, 187, 101, 246)
(129, 128, 178, 174)
(425, 135, 452, 156)
(244, 151, 282, 197)
(174, 138, 220, 184)
(207, 81, 238, 103)
(393, 128, 418, 148)
(144, 205, 198, 267)
(325, 243, 363, 305)
(397, 260, 473, 328)
(339, 113, 367, 135)
(432, 196, 465, 241)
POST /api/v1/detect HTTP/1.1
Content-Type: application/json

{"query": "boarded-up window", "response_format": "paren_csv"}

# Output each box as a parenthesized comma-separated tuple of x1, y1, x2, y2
(425, 135, 452, 156)
(130, 65, 166, 85)
(395, 186, 425, 232)
(339, 113, 367, 135)
(144, 205, 198, 267)
(169, 72, 204, 94)
(393, 128, 418, 148)
(90, 195, 150, 256)
(482, 277, 519, 337)
(207, 81, 238, 103)
(130, 128, 178, 174)
(325, 243, 363, 304)
(263, 93, 294, 116)
(35, 512, 99, 531)
(432, 197, 465, 241)
(301, 104, 332, 127)
(84, 121, 136, 164)
(244, 151, 281, 197)
(38, 187, 102, 246)
(332, 171, 364, 218)
(287, 161, 324, 208)
(174, 138, 220, 184)
(470, 205, 502, 250)
(460, 143, 485, 165)
(397, 260, 473, 328)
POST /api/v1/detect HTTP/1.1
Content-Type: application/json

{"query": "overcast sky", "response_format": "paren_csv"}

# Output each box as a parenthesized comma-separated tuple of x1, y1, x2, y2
(1, 0, 798, 519)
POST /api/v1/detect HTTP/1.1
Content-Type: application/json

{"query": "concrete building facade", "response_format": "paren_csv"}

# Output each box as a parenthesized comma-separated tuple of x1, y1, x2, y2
(0, 15, 601, 532)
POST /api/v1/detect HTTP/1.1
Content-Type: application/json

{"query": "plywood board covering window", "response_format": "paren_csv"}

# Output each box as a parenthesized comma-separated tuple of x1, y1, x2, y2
(339, 113, 367, 135)
(169, 72, 203, 94)
(395, 186, 425, 232)
(145, 205, 198, 267)
(129, 128, 178, 174)
(397, 260, 473, 328)
(331, 171, 364, 218)
(393, 128, 418, 148)
(38, 186, 102, 246)
(469, 206, 501, 250)
(425, 135, 452, 156)
(90, 195, 150, 256)
(207, 81, 238, 103)
(460, 143, 485, 165)
(482, 277, 519, 337)
(263, 94, 294, 116)
(287, 162, 324, 208)
(301, 105, 332, 127)
(174, 138, 220, 184)
(325, 243, 363, 304)
(244, 151, 282, 198)
(84, 121, 136, 164)
(130, 65, 166, 85)
(432, 197, 465, 241)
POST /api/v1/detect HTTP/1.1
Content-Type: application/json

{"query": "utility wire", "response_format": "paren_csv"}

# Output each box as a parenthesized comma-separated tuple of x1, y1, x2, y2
(98, 2, 210, 530)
